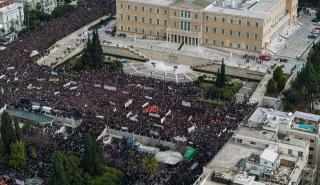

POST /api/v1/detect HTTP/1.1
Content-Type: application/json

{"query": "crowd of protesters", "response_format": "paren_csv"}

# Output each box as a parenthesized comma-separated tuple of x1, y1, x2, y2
(0, 0, 256, 184)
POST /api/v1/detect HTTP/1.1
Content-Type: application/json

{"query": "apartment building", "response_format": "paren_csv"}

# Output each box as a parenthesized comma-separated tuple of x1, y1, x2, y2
(193, 107, 318, 185)
(0, 1, 24, 34)
(116, 0, 298, 53)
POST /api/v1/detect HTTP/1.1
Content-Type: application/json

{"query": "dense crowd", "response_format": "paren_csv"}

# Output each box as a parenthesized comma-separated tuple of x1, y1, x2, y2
(0, 0, 255, 184)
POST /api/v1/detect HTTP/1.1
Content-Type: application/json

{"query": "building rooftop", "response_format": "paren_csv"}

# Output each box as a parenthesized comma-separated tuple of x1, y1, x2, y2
(204, 0, 280, 19)
(292, 111, 320, 122)
(120, 0, 173, 6)
(7, 109, 55, 126)
(203, 140, 307, 185)
(260, 148, 278, 163)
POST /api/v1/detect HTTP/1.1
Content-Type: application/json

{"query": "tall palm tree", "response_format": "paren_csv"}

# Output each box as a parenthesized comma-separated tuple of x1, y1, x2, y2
(141, 154, 159, 176)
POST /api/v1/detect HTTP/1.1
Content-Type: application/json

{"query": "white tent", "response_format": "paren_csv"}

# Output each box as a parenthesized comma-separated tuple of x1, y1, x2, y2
(155, 150, 183, 165)
(42, 106, 52, 114)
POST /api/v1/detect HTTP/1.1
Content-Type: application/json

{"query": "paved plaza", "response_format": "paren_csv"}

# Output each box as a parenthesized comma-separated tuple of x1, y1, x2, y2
(99, 16, 314, 76)
(123, 60, 202, 83)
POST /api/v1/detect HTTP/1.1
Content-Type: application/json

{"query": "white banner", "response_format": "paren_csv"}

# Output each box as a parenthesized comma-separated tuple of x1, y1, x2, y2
(144, 96, 153, 100)
(124, 99, 133, 108)
(94, 84, 101, 88)
(188, 126, 196, 133)
(149, 113, 160, 118)
(188, 116, 192, 122)
(160, 117, 165, 124)
(104, 85, 117, 91)
(126, 111, 132, 118)
(165, 110, 171, 117)
(142, 102, 149, 108)
(182, 101, 191, 107)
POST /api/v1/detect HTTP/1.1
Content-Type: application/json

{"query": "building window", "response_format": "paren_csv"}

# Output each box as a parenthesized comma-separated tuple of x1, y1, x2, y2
(127, 5, 130, 10)
(214, 17, 217, 21)
(246, 32, 250, 38)
(205, 27, 209, 32)
(254, 34, 258, 40)
(127, 15, 130, 21)
(181, 10, 184, 17)
(229, 30, 233, 36)
(164, 10, 167, 14)
(150, 8, 152, 12)
(256, 22, 258, 27)
(230, 19, 233, 23)
(238, 43, 241, 48)
(205, 15, 209, 20)
(309, 147, 314, 151)
(157, 19, 160, 25)
(127, 26, 130, 31)
(134, 28, 137, 32)
(237, 31, 241, 37)
(134, 6, 137, 11)
(247, 21, 250, 26)
(229, 42, 232, 47)
(246, 45, 249, 49)
(174, 22, 177, 28)
(120, 14, 123, 20)
(149, 18, 152, 24)
(181, 21, 183, 30)
(250, 141, 256, 145)
(310, 139, 314, 143)
(195, 25, 198, 31)
(142, 29, 144, 33)
(174, 11, 176, 16)
(134, 16, 137, 22)
(195, 14, 198, 19)
(187, 22, 191, 31)
(157, 31, 159, 37)
(142, 17, 145, 23)
(222, 17, 225, 22)
(120, 4, 123, 8)
(237, 139, 242, 143)
(213, 40, 216, 44)
(142, 6, 144, 11)
(254, 46, 257, 51)
(120, 26, 123, 31)
(309, 155, 313, 159)
(213, 28, 217, 33)
(157, 8, 159, 14)
(164, 20, 167, 26)
(238, 20, 241, 25)
(298, 151, 303, 157)
(222, 29, 225, 35)
(149, 30, 152, 34)
(205, 39, 208, 43)
(221, 41, 224, 46)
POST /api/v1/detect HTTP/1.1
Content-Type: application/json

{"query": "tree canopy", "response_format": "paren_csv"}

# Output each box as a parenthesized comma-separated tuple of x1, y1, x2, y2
(1, 111, 16, 151)
(9, 141, 26, 169)
(81, 134, 103, 176)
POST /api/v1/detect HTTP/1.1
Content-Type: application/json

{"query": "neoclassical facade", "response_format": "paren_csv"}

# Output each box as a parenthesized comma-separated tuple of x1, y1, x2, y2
(116, 0, 298, 53)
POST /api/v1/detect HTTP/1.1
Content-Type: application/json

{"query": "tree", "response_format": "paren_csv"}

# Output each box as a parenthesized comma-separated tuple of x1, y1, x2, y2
(91, 30, 104, 68)
(220, 60, 226, 88)
(49, 151, 70, 185)
(277, 76, 286, 91)
(9, 141, 26, 169)
(81, 134, 103, 176)
(1, 111, 16, 151)
(52, 5, 74, 18)
(267, 78, 277, 93)
(215, 69, 221, 88)
(90, 167, 125, 185)
(14, 119, 22, 141)
(141, 154, 159, 176)
(273, 66, 284, 82)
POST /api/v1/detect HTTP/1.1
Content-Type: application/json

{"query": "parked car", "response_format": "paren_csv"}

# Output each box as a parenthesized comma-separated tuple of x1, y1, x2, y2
(259, 54, 272, 61)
